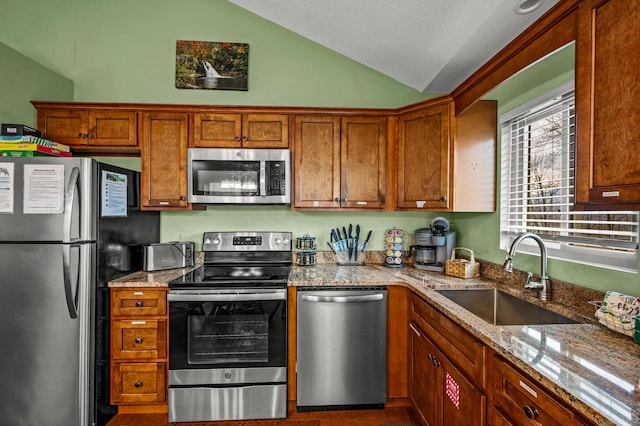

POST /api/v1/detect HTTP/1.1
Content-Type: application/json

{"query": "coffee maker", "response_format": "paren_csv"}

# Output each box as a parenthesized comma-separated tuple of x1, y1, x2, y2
(409, 217, 456, 272)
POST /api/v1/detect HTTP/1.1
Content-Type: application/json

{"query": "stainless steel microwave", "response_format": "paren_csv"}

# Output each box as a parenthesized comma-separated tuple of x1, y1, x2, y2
(187, 148, 291, 204)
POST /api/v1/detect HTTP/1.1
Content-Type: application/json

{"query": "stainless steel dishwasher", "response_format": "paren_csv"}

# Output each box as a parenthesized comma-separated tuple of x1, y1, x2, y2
(296, 287, 387, 411)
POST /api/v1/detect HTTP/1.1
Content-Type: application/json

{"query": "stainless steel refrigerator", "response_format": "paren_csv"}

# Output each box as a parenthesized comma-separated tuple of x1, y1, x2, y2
(0, 157, 160, 426)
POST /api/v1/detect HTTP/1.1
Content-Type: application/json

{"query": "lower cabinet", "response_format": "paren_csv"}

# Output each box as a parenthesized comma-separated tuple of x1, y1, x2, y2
(491, 356, 594, 426)
(110, 288, 168, 410)
(409, 322, 485, 426)
(409, 294, 486, 426)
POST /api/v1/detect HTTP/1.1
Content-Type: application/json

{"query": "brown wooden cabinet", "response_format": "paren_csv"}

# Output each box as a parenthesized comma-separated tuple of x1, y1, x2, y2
(396, 98, 496, 212)
(397, 101, 452, 210)
(575, 0, 640, 209)
(110, 288, 167, 408)
(140, 111, 189, 210)
(409, 294, 486, 426)
(190, 112, 288, 148)
(293, 114, 387, 209)
(409, 322, 486, 426)
(34, 104, 137, 151)
(491, 356, 593, 426)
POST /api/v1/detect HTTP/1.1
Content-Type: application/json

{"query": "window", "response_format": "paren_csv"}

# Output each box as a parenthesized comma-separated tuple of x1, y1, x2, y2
(500, 84, 638, 272)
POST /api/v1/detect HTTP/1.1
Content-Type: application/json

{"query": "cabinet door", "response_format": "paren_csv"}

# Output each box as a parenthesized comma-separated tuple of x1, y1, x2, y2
(140, 112, 189, 209)
(341, 116, 387, 209)
(410, 323, 439, 426)
(440, 355, 485, 426)
(293, 115, 341, 208)
(191, 113, 242, 147)
(397, 103, 451, 210)
(575, 0, 640, 208)
(87, 110, 137, 147)
(37, 109, 88, 146)
(242, 113, 289, 148)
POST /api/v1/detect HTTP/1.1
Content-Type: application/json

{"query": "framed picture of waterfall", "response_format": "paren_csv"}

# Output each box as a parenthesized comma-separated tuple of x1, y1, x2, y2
(175, 40, 249, 91)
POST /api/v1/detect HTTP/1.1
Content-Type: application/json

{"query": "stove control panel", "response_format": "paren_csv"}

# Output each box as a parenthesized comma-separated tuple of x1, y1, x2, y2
(203, 231, 292, 252)
(233, 236, 262, 246)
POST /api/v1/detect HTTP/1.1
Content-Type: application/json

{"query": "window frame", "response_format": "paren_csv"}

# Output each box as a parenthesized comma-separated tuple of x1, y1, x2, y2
(499, 81, 638, 273)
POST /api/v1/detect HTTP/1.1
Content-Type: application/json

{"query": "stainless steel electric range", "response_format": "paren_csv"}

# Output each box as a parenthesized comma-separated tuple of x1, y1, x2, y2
(167, 231, 292, 423)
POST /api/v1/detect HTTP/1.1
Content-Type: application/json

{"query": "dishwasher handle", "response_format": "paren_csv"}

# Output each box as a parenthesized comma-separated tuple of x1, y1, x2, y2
(300, 293, 384, 303)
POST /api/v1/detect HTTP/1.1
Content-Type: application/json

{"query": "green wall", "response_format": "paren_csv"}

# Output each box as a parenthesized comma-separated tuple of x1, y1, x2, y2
(0, 42, 73, 126)
(2, 2, 637, 295)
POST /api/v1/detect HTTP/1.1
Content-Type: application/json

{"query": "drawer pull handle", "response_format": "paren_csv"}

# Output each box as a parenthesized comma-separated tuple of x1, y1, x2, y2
(135, 337, 143, 344)
(134, 381, 143, 388)
(523, 405, 538, 419)
(135, 301, 143, 307)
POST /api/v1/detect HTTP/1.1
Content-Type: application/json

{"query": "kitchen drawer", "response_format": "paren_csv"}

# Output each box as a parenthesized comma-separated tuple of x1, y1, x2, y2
(492, 356, 573, 426)
(492, 408, 516, 426)
(111, 289, 167, 317)
(411, 295, 486, 388)
(111, 362, 166, 404)
(112, 320, 167, 360)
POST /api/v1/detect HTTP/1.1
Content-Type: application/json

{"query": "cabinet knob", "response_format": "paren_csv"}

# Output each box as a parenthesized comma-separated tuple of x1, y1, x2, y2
(135, 301, 143, 307)
(241, 136, 248, 142)
(135, 337, 143, 344)
(523, 405, 538, 419)
(440, 196, 448, 202)
(180, 196, 186, 201)
(86, 133, 93, 139)
(134, 381, 143, 388)
(78, 133, 86, 138)
(234, 136, 241, 142)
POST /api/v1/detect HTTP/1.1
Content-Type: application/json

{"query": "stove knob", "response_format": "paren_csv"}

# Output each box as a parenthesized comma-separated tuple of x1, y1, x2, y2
(275, 237, 282, 245)
(212, 238, 221, 246)
(204, 238, 211, 245)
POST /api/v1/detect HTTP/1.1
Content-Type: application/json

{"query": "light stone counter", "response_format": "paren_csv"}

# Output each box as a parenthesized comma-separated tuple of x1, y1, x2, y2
(111, 263, 640, 425)
(108, 267, 195, 287)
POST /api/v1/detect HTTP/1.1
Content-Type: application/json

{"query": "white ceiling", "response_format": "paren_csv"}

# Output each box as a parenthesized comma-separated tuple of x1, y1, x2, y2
(228, 0, 561, 92)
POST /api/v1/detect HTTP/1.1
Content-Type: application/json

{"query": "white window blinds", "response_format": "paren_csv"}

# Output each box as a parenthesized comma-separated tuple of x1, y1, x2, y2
(500, 88, 638, 271)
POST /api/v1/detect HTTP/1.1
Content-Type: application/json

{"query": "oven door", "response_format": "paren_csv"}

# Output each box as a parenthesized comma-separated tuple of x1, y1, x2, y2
(167, 288, 287, 384)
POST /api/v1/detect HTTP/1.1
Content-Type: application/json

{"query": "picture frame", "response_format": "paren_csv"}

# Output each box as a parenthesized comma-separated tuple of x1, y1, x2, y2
(175, 40, 249, 91)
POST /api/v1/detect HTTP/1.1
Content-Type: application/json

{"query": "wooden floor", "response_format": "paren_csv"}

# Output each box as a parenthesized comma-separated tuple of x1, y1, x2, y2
(106, 402, 420, 426)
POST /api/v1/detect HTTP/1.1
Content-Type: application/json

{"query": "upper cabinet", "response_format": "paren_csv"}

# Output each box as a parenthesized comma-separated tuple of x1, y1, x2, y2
(140, 111, 189, 210)
(190, 112, 289, 148)
(33, 102, 138, 152)
(397, 101, 452, 210)
(575, 0, 640, 210)
(396, 99, 496, 212)
(293, 114, 387, 210)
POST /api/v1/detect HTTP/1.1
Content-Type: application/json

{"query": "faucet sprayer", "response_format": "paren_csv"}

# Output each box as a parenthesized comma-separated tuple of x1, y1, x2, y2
(503, 233, 551, 301)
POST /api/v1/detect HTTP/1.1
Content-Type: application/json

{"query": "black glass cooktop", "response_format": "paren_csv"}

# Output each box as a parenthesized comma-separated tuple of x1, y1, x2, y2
(169, 264, 291, 288)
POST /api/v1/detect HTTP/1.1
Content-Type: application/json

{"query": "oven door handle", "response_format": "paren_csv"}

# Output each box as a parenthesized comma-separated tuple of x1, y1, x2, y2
(168, 291, 286, 302)
(300, 293, 384, 303)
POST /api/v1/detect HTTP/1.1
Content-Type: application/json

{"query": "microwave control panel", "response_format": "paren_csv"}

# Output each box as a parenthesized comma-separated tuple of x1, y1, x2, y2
(267, 161, 287, 195)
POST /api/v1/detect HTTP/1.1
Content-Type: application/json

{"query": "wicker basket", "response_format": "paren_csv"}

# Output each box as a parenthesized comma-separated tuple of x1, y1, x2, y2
(445, 247, 480, 279)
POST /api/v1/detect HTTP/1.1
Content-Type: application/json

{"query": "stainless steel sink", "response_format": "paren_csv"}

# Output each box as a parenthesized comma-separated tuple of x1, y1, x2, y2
(435, 288, 579, 325)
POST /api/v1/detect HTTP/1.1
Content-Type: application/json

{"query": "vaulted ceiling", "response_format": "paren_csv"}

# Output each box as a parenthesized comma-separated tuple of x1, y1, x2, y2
(228, 0, 561, 93)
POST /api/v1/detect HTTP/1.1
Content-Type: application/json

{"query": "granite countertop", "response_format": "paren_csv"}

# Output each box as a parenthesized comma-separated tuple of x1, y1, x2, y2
(111, 263, 640, 425)
(108, 267, 194, 287)
(292, 264, 640, 426)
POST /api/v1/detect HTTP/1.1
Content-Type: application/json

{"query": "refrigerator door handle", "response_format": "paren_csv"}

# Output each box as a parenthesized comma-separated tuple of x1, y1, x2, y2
(62, 243, 79, 319)
(63, 167, 80, 244)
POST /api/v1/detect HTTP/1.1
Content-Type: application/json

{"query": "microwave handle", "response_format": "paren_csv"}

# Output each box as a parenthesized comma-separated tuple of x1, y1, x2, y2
(260, 161, 267, 196)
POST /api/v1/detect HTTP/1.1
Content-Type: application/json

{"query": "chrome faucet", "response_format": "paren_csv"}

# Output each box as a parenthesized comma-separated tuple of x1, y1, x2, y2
(502, 233, 551, 301)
